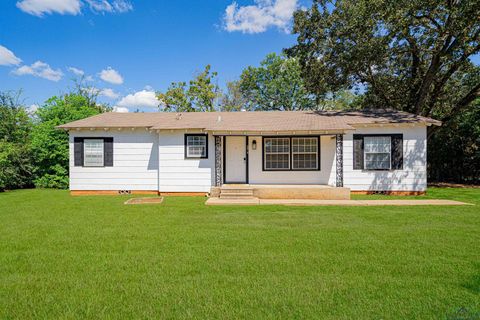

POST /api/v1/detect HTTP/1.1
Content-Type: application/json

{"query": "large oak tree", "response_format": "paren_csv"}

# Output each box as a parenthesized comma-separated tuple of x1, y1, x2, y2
(287, 0, 480, 133)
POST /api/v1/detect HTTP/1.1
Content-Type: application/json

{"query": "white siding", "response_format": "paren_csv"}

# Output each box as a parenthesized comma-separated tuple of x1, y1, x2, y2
(158, 132, 215, 192)
(69, 130, 158, 190)
(247, 136, 336, 185)
(342, 125, 427, 191)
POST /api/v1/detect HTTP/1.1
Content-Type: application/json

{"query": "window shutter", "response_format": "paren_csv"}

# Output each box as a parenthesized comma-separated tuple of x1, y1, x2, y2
(353, 135, 364, 170)
(104, 137, 114, 167)
(391, 134, 403, 170)
(74, 137, 84, 166)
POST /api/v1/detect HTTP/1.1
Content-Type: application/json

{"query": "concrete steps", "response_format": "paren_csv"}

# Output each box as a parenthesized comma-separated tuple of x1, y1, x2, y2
(219, 187, 257, 199)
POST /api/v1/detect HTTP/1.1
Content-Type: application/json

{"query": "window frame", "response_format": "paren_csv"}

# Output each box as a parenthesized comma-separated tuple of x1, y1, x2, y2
(363, 135, 392, 171)
(262, 136, 321, 172)
(83, 138, 105, 167)
(184, 134, 209, 159)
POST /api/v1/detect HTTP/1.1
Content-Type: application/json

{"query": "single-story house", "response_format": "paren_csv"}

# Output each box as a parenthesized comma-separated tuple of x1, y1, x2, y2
(58, 110, 441, 198)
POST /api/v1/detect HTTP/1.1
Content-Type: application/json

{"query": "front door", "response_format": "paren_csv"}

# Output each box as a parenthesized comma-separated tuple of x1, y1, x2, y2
(225, 136, 247, 183)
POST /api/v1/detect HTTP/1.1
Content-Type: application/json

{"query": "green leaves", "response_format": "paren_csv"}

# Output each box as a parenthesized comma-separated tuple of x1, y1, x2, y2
(157, 65, 221, 112)
(288, 0, 480, 124)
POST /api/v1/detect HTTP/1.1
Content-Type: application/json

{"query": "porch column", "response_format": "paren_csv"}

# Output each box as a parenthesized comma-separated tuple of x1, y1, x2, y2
(335, 134, 344, 187)
(214, 136, 223, 187)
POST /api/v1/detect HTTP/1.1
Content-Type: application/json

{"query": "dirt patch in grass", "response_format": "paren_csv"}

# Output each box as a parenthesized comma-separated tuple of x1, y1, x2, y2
(429, 182, 480, 188)
(124, 197, 164, 205)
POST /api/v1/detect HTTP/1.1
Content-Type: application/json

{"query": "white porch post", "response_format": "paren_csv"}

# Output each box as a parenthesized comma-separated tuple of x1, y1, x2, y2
(214, 136, 223, 187)
(335, 134, 344, 187)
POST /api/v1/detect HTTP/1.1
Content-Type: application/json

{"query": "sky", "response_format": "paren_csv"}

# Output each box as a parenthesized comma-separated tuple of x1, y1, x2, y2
(0, 0, 303, 112)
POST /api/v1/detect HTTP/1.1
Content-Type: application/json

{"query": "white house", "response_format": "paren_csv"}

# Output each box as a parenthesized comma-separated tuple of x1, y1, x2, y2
(58, 110, 441, 198)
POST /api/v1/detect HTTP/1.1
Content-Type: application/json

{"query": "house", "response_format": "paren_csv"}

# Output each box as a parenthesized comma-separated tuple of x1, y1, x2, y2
(58, 110, 441, 198)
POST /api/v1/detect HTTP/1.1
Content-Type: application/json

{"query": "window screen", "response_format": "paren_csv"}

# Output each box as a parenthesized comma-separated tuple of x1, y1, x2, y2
(364, 136, 391, 170)
(264, 137, 290, 170)
(84, 139, 104, 167)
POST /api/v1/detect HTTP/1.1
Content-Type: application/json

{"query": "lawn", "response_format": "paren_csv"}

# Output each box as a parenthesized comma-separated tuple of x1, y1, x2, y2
(0, 188, 479, 319)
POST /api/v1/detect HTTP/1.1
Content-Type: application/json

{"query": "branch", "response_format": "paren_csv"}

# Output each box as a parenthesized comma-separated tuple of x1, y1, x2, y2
(441, 82, 480, 125)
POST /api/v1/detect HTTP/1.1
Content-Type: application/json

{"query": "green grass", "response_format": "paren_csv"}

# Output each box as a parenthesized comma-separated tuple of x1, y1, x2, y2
(0, 188, 479, 319)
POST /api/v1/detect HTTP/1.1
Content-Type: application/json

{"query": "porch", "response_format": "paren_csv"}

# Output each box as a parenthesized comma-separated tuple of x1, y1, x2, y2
(210, 134, 347, 200)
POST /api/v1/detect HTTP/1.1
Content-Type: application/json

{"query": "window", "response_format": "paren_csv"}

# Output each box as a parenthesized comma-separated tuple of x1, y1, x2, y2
(185, 134, 208, 158)
(292, 137, 318, 170)
(84, 139, 104, 167)
(264, 137, 290, 170)
(364, 136, 391, 170)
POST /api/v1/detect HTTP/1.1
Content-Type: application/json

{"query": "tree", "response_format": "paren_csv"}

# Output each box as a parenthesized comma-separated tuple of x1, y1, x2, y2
(288, 0, 480, 132)
(220, 81, 248, 111)
(0, 91, 33, 191)
(30, 93, 108, 189)
(238, 53, 318, 110)
(157, 65, 221, 112)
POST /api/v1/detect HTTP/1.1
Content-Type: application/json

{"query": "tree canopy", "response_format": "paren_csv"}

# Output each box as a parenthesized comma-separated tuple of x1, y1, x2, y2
(287, 0, 480, 130)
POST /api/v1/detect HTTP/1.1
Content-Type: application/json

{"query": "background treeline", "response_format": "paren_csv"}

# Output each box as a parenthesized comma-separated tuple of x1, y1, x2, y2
(1, 0, 479, 190)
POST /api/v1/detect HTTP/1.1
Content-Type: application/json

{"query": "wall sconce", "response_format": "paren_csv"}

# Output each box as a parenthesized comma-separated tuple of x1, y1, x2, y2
(252, 140, 257, 150)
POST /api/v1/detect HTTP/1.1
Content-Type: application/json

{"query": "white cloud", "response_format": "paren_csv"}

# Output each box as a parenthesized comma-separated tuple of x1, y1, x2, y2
(67, 66, 84, 76)
(0, 45, 22, 66)
(100, 88, 119, 99)
(16, 0, 82, 17)
(12, 61, 63, 81)
(16, 0, 132, 16)
(27, 104, 39, 114)
(85, 0, 133, 13)
(99, 67, 123, 84)
(112, 106, 129, 113)
(116, 90, 159, 108)
(224, 0, 297, 34)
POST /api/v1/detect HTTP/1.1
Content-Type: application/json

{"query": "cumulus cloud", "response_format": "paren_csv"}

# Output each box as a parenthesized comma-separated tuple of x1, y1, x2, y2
(16, 0, 82, 16)
(116, 90, 159, 109)
(16, 0, 132, 16)
(99, 67, 123, 85)
(0, 45, 22, 66)
(112, 106, 129, 113)
(224, 0, 297, 34)
(67, 66, 84, 76)
(85, 0, 133, 13)
(12, 61, 63, 81)
(100, 88, 119, 99)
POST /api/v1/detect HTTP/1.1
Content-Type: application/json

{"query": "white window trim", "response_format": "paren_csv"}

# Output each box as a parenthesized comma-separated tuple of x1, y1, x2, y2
(364, 136, 391, 170)
(84, 139, 104, 167)
(264, 137, 290, 170)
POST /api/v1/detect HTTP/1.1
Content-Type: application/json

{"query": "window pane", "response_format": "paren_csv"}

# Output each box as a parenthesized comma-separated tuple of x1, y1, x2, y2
(364, 136, 391, 153)
(365, 153, 391, 170)
(292, 137, 318, 169)
(186, 135, 207, 158)
(84, 139, 104, 166)
(264, 138, 290, 170)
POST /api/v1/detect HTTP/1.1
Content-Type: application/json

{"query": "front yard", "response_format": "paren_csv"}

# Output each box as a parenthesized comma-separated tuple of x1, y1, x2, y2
(0, 188, 479, 319)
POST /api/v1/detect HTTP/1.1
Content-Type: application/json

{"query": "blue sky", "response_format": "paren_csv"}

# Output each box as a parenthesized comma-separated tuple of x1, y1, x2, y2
(0, 0, 301, 112)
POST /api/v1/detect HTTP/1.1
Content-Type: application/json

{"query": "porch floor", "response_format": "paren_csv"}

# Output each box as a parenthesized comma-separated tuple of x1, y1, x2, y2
(216, 184, 351, 200)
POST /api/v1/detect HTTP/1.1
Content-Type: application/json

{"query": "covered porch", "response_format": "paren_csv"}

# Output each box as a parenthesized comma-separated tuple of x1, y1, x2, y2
(210, 133, 348, 200)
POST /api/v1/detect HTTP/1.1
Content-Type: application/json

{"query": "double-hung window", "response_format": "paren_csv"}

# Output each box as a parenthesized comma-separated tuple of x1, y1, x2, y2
(364, 136, 391, 170)
(84, 139, 104, 167)
(185, 134, 208, 158)
(264, 137, 290, 170)
(292, 137, 318, 170)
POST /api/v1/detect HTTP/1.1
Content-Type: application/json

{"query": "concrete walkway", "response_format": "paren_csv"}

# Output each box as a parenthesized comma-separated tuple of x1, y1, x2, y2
(205, 198, 471, 206)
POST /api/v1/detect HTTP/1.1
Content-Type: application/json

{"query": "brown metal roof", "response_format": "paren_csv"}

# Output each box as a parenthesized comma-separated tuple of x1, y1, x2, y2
(57, 110, 441, 131)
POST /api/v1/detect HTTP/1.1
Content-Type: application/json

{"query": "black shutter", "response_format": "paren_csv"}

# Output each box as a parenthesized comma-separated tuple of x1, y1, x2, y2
(74, 137, 84, 166)
(391, 134, 403, 170)
(104, 137, 114, 167)
(353, 135, 364, 170)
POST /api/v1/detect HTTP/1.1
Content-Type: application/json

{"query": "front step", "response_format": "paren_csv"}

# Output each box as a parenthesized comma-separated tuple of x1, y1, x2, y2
(219, 186, 255, 199)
